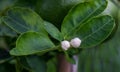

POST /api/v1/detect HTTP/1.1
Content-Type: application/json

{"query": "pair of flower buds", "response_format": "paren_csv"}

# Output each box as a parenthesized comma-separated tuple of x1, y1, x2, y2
(61, 37, 81, 50)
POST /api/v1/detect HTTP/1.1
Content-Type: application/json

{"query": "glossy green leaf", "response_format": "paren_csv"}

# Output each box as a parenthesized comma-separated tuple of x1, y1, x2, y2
(61, 0, 107, 37)
(44, 21, 63, 41)
(10, 32, 55, 56)
(71, 15, 115, 48)
(78, 21, 120, 72)
(26, 55, 46, 72)
(3, 7, 46, 34)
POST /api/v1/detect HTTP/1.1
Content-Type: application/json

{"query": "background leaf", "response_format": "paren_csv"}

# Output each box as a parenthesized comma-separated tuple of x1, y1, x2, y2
(3, 7, 46, 34)
(10, 32, 55, 56)
(61, 0, 107, 37)
(26, 55, 46, 72)
(35, 0, 84, 28)
(18, 57, 31, 71)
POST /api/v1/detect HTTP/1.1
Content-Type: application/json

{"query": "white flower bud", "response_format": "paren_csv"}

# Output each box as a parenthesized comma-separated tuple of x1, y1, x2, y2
(61, 40, 70, 50)
(70, 37, 81, 48)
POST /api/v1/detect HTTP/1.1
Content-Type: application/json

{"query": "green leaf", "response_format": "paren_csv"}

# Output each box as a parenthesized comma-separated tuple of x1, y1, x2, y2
(44, 21, 63, 41)
(0, 23, 17, 37)
(61, 0, 107, 37)
(18, 57, 31, 70)
(72, 15, 115, 48)
(3, 7, 46, 34)
(10, 32, 55, 56)
(26, 55, 46, 72)
(0, 17, 17, 37)
(78, 23, 120, 72)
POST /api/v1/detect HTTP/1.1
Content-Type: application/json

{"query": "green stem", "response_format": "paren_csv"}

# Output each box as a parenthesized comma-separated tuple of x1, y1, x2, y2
(15, 58, 22, 72)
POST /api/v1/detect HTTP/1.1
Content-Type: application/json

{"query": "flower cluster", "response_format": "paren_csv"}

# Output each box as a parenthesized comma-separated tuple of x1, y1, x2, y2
(61, 37, 81, 50)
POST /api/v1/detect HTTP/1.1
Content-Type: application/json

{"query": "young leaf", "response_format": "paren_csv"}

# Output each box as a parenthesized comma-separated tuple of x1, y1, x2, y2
(3, 7, 46, 34)
(10, 32, 55, 56)
(61, 0, 107, 37)
(70, 15, 115, 48)
(44, 21, 63, 41)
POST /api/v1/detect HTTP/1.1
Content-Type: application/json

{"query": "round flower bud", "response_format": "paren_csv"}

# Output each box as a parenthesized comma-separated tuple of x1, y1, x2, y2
(70, 37, 81, 48)
(61, 40, 70, 50)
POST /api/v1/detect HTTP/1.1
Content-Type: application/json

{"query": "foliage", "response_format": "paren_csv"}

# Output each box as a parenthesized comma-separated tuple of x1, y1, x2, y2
(0, 0, 119, 72)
